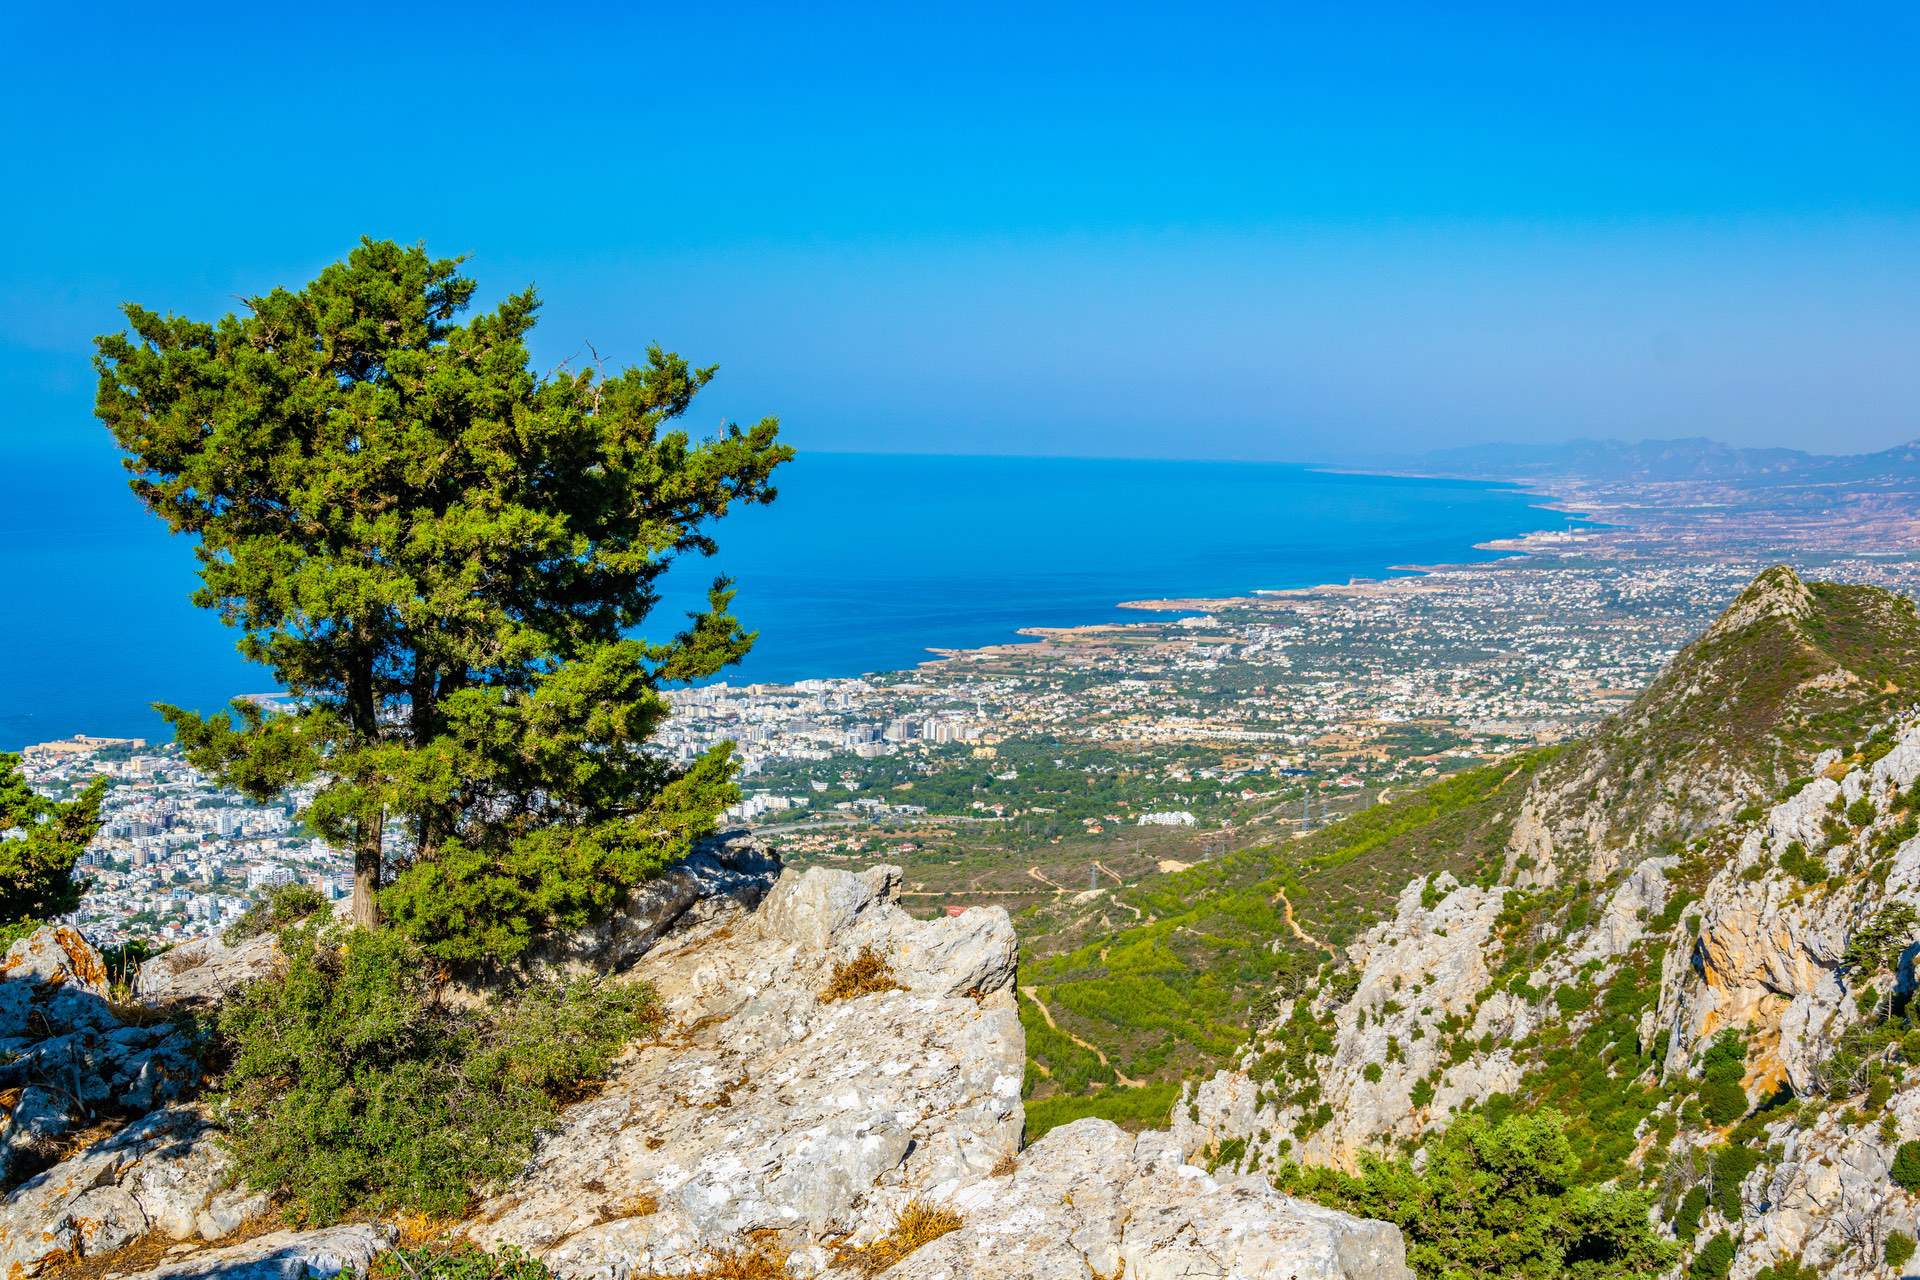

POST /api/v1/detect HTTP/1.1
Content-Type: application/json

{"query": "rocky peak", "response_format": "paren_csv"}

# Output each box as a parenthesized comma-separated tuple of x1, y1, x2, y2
(0, 845, 1412, 1280)
(1704, 563, 1816, 640)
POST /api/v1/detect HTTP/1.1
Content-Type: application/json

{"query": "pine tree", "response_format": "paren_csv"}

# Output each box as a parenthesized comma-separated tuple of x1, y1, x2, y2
(0, 753, 103, 930)
(94, 239, 789, 960)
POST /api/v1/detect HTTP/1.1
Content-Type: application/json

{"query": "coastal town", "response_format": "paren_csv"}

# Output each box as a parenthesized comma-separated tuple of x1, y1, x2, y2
(26, 458, 1920, 946)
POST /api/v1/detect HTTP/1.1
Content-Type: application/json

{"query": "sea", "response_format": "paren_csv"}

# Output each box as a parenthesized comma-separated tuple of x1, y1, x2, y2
(0, 450, 1581, 750)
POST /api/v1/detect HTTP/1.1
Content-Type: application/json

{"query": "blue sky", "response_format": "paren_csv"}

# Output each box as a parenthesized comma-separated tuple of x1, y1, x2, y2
(3, 2, 1917, 465)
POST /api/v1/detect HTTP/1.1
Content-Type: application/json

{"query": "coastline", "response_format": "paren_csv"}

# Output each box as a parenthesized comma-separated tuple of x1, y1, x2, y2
(919, 474, 1613, 663)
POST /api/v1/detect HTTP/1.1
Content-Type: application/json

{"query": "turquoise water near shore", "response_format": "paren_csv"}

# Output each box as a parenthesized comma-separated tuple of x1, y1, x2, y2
(0, 450, 1578, 749)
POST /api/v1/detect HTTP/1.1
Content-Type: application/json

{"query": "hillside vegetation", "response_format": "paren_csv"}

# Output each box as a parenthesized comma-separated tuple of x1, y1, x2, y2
(1020, 748, 1554, 1127)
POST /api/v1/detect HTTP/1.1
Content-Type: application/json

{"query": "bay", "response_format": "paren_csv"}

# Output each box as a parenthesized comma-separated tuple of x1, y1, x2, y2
(0, 449, 1577, 749)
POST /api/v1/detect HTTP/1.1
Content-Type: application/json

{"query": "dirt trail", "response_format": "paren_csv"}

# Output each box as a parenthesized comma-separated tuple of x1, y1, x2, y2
(1019, 985, 1146, 1087)
(1026, 865, 1069, 892)
(1271, 884, 1336, 957)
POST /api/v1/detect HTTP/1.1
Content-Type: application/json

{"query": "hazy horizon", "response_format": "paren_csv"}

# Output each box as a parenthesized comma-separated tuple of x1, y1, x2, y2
(4, 5, 1917, 467)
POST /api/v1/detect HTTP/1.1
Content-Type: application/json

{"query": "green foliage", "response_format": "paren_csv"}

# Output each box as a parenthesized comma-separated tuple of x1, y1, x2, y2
(1754, 1255, 1818, 1280)
(95, 239, 789, 960)
(1689, 1232, 1736, 1280)
(369, 1243, 557, 1280)
(1022, 1081, 1180, 1141)
(223, 881, 327, 944)
(216, 921, 654, 1222)
(1890, 1233, 1918, 1271)
(1699, 1030, 1750, 1125)
(1777, 841, 1828, 887)
(1023, 754, 1548, 1086)
(1847, 795, 1878, 827)
(1707, 1142, 1758, 1221)
(1845, 902, 1920, 986)
(1893, 1140, 1920, 1191)
(1274, 1110, 1675, 1280)
(0, 752, 103, 926)
(1672, 1185, 1707, 1242)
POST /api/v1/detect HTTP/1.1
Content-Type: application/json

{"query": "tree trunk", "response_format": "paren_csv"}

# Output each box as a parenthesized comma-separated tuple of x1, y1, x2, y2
(353, 815, 383, 928)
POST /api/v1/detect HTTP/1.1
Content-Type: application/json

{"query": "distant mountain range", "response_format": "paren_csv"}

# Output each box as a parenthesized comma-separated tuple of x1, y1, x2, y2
(1391, 435, 1920, 486)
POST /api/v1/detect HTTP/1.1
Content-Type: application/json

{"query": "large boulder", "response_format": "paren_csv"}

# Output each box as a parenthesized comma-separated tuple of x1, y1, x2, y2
(133, 928, 284, 1010)
(0, 928, 203, 1185)
(125, 1224, 391, 1280)
(0, 1107, 265, 1279)
(467, 864, 1024, 1276)
(889, 1118, 1410, 1280)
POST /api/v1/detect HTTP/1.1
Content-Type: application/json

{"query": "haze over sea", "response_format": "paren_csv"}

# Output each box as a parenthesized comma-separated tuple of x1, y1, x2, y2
(0, 451, 1580, 750)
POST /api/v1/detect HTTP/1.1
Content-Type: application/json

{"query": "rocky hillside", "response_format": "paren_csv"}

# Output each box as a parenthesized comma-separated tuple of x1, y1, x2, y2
(1180, 567, 1920, 1280)
(0, 846, 1411, 1280)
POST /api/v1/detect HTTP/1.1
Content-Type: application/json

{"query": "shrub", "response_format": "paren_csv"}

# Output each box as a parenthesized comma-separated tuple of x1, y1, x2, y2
(1273, 1110, 1675, 1280)
(1024, 1081, 1180, 1141)
(1888, 1232, 1917, 1271)
(820, 947, 904, 1002)
(1673, 1185, 1707, 1242)
(217, 921, 654, 1223)
(1699, 1031, 1750, 1125)
(369, 1244, 558, 1280)
(1755, 1255, 1818, 1280)
(1362, 1062, 1384, 1083)
(223, 882, 328, 944)
(1778, 841, 1828, 886)
(1893, 1140, 1920, 1191)
(1689, 1232, 1736, 1280)
(1848, 796, 1878, 828)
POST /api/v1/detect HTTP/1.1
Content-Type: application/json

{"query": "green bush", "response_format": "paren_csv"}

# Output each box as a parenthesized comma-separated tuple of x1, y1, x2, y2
(369, 1243, 558, 1280)
(1273, 1110, 1675, 1280)
(1688, 1232, 1736, 1280)
(223, 881, 329, 944)
(217, 921, 654, 1222)
(1777, 841, 1828, 887)
(1673, 1185, 1707, 1242)
(1893, 1140, 1920, 1191)
(1699, 1031, 1750, 1125)
(1848, 796, 1877, 828)
(1888, 1232, 1917, 1272)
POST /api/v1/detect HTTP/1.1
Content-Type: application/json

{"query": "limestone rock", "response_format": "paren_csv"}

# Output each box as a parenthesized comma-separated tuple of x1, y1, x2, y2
(133, 929, 283, 1010)
(0, 929, 203, 1184)
(890, 1118, 1411, 1280)
(521, 832, 782, 979)
(126, 1225, 393, 1280)
(0, 1108, 235, 1279)
(468, 865, 1024, 1277)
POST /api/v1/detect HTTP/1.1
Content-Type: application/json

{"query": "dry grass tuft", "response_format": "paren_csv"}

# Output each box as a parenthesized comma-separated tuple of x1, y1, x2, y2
(684, 1238, 789, 1279)
(819, 947, 904, 1003)
(830, 1200, 963, 1276)
(623, 1191, 660, 1218)
(989, 1152, 1018, 1178)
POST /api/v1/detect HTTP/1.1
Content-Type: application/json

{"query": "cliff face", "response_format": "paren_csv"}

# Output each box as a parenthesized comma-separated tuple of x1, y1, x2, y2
(1180, 568, 1920, 1280)
(0, 850, 1411, 1280)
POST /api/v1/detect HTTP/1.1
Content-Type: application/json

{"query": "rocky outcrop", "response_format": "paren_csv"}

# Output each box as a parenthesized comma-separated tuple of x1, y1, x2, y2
(2, 846, 1408, 1280)
(1179, 872, 1515, 1170)
(132, 928, 283, 1010)
(0, 1107, 265, 1279)
(0, 928, 203, 1186)
(469, 861, 1405, 1279)
(519, 832, 782, 980)
(130, 1225, 392, 1280)
(890, 1118, 1409, 1280)
(468, 863, 1024, 1275)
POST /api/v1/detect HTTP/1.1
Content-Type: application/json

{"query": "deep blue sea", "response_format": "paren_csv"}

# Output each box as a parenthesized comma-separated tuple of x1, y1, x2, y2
(0, 450, 1578, 749)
